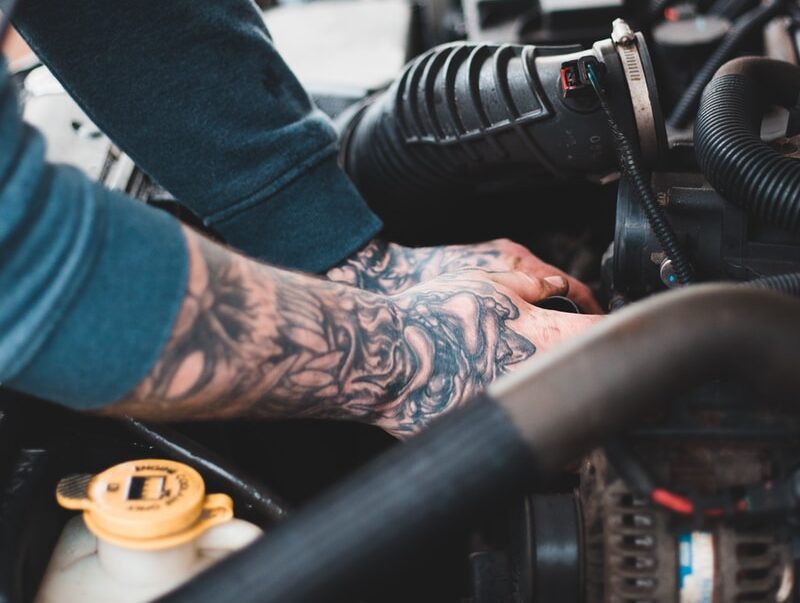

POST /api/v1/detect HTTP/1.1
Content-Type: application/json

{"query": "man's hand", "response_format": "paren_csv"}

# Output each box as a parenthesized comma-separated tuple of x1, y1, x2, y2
(327, 238, 603, 314)
(372, 269, 601, 437)
(106, 229, 601, 438)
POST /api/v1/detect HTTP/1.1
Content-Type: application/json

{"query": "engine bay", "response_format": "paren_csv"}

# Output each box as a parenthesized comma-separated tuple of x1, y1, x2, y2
(4, 1, 800, 602)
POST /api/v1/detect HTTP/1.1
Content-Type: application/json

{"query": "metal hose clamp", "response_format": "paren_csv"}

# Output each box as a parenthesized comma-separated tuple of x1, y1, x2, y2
(612, 19, 659, 162)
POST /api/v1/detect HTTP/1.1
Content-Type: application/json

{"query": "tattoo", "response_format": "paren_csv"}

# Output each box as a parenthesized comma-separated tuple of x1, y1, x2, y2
(110, 232, 535, 436)
(326, 239, 503, 295)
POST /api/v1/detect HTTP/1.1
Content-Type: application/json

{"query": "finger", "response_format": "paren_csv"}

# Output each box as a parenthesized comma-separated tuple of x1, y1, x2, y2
(515, 257, 604, 314)
(485, 271, 569, 303)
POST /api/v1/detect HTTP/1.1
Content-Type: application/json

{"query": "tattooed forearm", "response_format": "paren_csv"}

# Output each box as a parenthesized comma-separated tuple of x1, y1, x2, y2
(327, 239, 504, 295)
(107, 229, 536, 436)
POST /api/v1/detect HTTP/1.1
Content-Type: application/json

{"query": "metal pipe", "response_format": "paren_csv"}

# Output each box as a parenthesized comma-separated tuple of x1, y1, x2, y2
(495, 285, 800, 472)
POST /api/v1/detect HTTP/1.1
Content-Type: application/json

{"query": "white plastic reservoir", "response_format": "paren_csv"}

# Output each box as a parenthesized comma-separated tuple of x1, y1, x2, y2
(35, 459, 263, 603)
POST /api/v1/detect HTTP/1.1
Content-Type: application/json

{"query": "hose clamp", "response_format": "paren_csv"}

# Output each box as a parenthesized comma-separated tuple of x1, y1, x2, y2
(612, 19, 658, 162)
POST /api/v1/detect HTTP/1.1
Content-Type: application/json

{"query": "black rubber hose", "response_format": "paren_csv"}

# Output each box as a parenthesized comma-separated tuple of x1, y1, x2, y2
(158, 398, 537, 603)
(668, 0, 785, 128)
(695, 57, 800, 233)
(341, 42, 624, 208)
(746, 272, 800, 295)
(160, 285, 800, 603)
(124, 419, 290, 522)
(708, 0, 753, 18)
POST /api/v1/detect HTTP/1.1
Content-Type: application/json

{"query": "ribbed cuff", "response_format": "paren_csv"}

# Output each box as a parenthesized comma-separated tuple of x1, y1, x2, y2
(207, 155, 383, 273)
(9, 190, 188, 410)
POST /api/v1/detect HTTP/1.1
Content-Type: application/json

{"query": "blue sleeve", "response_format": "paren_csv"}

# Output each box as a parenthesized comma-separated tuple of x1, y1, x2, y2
(0, 58, 188, 410)
(10, 0, 382, 273)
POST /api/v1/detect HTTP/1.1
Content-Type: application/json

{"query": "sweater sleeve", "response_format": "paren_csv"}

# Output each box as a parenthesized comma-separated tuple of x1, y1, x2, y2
(0, 58, 189, 410)
(10, 0, 382, 272)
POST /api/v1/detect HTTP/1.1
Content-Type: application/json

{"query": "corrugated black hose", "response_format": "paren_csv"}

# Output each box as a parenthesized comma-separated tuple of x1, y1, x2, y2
(586, 63, 694, 285)
(693, 57, 800, 295)
(746, 272, 800, 295)
(695, 57, 800, 232)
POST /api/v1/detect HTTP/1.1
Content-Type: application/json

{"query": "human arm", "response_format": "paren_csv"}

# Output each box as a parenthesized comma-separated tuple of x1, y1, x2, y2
(9, 0, 381, 272)
(9, 0, 605, 308)
(104, 227, 601, 438)
(0, 46, 600, 435)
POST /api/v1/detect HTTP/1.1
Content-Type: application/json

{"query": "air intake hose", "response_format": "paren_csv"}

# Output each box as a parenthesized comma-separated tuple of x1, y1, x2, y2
(341, 31, 664, 209)
(694, 57, 800, 233)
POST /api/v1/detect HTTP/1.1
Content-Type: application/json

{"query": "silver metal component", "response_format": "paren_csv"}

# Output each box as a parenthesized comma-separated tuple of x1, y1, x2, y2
(611, 18, 636, 46)
(660, 258, 679, 288)
(613, 30, 659, 162)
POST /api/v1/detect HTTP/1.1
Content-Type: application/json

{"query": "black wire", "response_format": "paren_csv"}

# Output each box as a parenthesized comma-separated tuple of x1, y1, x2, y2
(587, 64, 694, 285)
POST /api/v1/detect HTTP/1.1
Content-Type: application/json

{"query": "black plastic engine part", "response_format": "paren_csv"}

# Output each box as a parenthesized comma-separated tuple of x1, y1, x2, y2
(588, 61, 694, 285)
(341, 29, 665, 211)
(668, 0, 786, 128)
(468, 492, 584, 603)
(651, 13, 731, 113)
(609, 173, 800, 299)
(695, 56, 800, 234)
(526, 494, 582, 603)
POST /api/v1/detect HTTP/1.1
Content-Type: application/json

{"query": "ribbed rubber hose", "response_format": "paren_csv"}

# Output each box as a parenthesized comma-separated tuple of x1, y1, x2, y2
(694, 57, 800, 233)
(342, 41, 624, 208)
(342, 43, 554, 206)
(668, 0, 785, 128)
(158, 399, 537, 603)
(746, 272, 800, 295)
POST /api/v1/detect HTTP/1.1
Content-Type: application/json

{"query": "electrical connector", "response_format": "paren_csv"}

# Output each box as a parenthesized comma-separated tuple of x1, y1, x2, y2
(560, 57, 606, 98)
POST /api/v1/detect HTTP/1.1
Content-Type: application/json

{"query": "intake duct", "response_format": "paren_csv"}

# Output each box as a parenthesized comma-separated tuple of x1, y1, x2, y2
(341, 25, 665, 210)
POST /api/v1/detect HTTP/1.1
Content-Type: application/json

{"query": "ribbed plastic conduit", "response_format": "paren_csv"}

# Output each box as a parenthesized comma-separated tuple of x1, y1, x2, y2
(694, 60, 800, 233)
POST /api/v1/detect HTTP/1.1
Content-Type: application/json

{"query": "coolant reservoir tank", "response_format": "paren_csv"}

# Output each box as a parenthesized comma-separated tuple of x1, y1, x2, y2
(36, 459, 263, 603)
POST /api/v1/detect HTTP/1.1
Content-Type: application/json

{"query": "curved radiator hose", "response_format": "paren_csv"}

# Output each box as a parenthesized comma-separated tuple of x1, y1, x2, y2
(695, 57, 800, 233)
(159, 285, 800, 603)
(341, 38, 653, 209)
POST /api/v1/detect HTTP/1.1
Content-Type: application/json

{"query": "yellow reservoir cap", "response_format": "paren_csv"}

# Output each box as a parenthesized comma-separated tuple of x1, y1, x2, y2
(56, 459, 233, 550)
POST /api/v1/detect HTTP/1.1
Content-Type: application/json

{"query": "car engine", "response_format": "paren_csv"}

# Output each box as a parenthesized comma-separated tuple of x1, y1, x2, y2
(3, 1, 800, 602)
